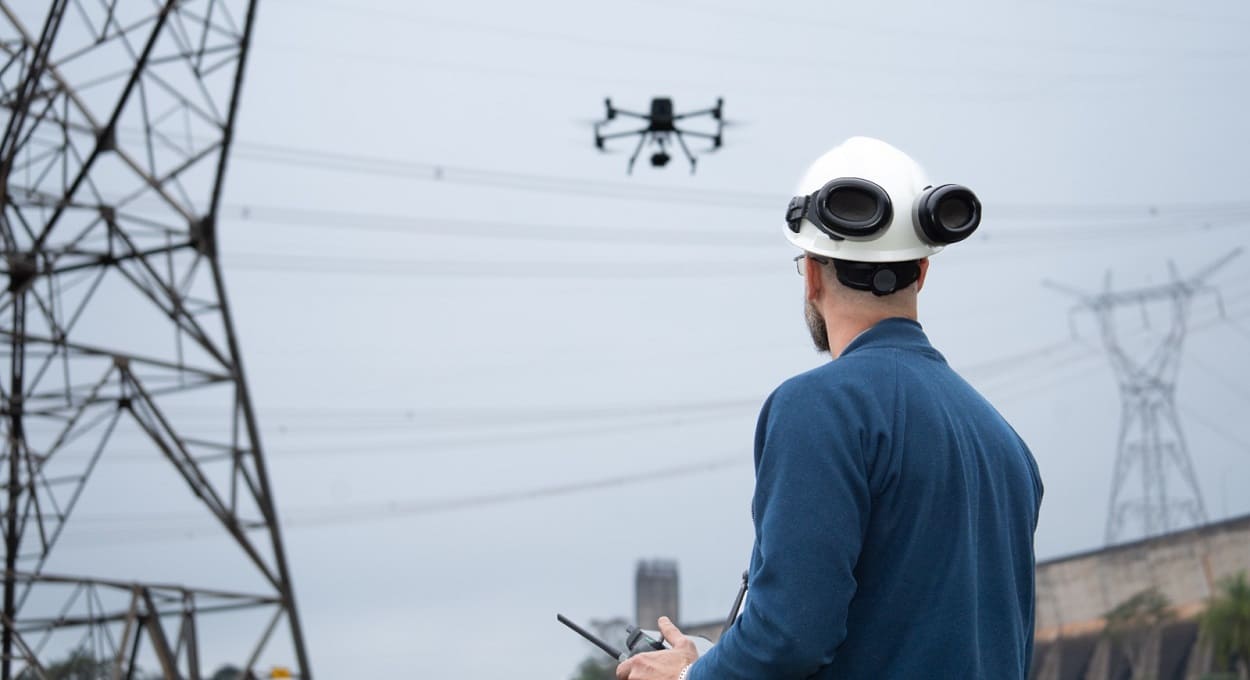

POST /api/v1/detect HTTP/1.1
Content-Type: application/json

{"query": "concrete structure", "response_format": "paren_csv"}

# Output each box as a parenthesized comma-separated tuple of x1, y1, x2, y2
(633, 513, 1250, 678)
(1031, 512, 1250, 679)
(1037, 513, 1250, 640)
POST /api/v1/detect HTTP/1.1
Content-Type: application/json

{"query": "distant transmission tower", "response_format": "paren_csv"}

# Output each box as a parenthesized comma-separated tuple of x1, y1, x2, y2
(1049, 249, 1241, 546)
(1, 2, 310, 679)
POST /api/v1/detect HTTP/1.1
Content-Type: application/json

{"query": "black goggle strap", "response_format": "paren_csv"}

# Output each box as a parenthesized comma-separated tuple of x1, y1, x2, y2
(786, 195, 812, 234)
(833, 259, 921, 297)
(785, 192, 851, 241)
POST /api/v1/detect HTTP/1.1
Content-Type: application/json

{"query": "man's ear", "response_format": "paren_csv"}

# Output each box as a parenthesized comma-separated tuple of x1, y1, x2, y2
(915, 258, 930, 293)
(805, 256, 825, 301)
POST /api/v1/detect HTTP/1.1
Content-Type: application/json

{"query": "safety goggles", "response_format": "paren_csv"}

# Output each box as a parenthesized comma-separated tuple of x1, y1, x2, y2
(786, 178, 981, 245)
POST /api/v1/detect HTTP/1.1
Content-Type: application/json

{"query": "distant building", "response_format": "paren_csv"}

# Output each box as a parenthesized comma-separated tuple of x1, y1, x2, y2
(635, 559, 680, 630)
(633, 513, 1250, 678)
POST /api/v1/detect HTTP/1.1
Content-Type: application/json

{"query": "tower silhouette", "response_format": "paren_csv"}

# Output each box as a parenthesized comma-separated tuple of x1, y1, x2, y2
(1, 2, 310, 677)
(1050, 249, 1240, 546)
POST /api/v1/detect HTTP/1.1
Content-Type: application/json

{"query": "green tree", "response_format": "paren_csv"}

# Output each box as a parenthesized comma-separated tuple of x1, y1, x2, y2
(1102, 586, 1175, 676)
(1104, 587, 1175, 633)
(210, 664, 244, 680)
(1201, 572, 1250, 679)
(16, 647, 110, 680)
(569, 655, 616, 680)
(566, 617, 627, 680)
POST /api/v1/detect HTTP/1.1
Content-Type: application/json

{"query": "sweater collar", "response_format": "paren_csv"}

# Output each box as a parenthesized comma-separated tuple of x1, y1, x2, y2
(838, 317, 942, 360)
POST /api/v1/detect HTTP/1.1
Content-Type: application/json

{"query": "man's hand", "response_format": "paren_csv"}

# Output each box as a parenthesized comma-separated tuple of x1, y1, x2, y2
(616, 617, 699, 680)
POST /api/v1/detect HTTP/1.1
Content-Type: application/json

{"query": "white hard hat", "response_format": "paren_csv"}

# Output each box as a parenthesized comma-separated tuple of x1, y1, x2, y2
(784, 136, 980, 263)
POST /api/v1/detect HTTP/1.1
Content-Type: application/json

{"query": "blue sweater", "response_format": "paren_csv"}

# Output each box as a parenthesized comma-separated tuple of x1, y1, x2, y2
(690, 318, 1043, 680)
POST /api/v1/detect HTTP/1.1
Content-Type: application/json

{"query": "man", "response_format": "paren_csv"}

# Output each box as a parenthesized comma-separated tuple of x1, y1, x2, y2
(616, 137, 1044, 680)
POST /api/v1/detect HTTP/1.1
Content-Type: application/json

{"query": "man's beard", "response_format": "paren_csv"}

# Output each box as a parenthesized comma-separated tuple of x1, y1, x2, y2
(805, 298, 830, 353)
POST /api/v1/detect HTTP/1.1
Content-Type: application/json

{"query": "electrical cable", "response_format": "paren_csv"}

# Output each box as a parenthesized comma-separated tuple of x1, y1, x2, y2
(229, 140, 778, 210)
(219, 251, 781, 279)
(1178, 403, 1250, 454)
(41, 407, 756, 462)
(111, 127, 1250, 230)
(225, 140, 1250, 228)
(53, 453, 751, 547)
(267, 0, 1250, 82)
(217, 202, 771, 247)
(635, 0, 1250, 63)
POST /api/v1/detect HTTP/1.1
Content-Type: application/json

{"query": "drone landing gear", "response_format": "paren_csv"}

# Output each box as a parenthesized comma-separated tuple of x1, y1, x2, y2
(627, 130, 649, 175)
(673, 130, 697, 174)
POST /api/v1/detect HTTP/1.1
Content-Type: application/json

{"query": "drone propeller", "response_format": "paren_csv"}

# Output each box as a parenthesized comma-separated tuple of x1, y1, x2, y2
(569, 136, 622, 154)
(590, 137, 624, 154)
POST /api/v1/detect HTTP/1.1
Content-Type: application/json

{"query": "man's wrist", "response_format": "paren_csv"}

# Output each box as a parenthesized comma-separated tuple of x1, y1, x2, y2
(677, 663, 692, 680)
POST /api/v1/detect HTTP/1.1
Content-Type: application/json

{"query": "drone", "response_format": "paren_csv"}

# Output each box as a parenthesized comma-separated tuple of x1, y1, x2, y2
(593, 97, 726, 174)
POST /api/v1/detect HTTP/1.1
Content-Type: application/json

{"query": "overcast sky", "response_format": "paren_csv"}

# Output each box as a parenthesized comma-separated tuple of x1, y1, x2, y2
(23, 0, 1250, 677)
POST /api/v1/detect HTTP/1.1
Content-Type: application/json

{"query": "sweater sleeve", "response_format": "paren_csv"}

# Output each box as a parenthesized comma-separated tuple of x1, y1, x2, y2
(689, 377, 874, 679)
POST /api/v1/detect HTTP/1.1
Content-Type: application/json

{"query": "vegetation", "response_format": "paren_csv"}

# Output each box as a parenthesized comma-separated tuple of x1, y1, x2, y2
(13, 646, 166, 680)
(569, 655, 616, 680)
(12, 647, 248, 680)
(1201, 572, 1250, 679)
(210, 665, 244, 680)
(16, 647, 111, 680)
(1104, 586, 1175, 634)
(1102, 586, 1175, 675)
(566, 617, 628, 680)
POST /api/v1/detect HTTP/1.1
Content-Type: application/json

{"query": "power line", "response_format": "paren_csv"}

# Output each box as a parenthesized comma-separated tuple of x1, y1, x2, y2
(1179, 403, 1250, 455)
(641, 0, 1250, 63)
(45, 406, 756, 462)
(271, 0, 1249, 81)
(226, 139, 1250, 225)
(216, 199, 1250, 252)
(122, 397, 763, 428)
(1032, 0, 1249, 27)
(54, 453, 751, 546)
(217, 202, 771, 247)
(1184, 354, 1250, 408)
(220, 251, 781, 279)
(230, 140, 778, 210)
(114, 126, 1250, 227)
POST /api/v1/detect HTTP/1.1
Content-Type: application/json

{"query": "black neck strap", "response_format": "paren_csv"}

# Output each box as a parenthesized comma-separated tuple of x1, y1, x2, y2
(831, 259, 921, 297)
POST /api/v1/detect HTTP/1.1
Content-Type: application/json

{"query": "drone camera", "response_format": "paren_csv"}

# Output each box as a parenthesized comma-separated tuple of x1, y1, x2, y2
(650, 151, 671, 167)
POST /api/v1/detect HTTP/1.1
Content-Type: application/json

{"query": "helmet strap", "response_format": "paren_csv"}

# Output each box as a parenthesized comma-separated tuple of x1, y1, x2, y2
(831, 259, 921, 297)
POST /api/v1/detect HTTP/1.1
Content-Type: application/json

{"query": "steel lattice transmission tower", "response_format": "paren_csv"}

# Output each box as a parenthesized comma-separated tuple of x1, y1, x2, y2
(1, 2, 311, 678)
(1050, 249, 1241, 546)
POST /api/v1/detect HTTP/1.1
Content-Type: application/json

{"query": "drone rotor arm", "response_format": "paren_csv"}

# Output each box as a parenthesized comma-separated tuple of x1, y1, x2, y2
(596, 128, 651, 142)
(626, 131, 649, 174)
(607, 108, 650, 120)
(671, 108, 718, 120)
(672, 128, 717, 140)
(673, 127, 723, 151)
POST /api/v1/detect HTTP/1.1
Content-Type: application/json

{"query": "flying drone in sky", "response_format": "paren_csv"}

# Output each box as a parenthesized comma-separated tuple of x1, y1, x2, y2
(593, 97, 726, 174)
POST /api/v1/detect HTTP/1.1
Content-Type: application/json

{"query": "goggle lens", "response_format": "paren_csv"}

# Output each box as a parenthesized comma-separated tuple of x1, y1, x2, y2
(824, 186, 881, 223)
(937, 194, 976, 233)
